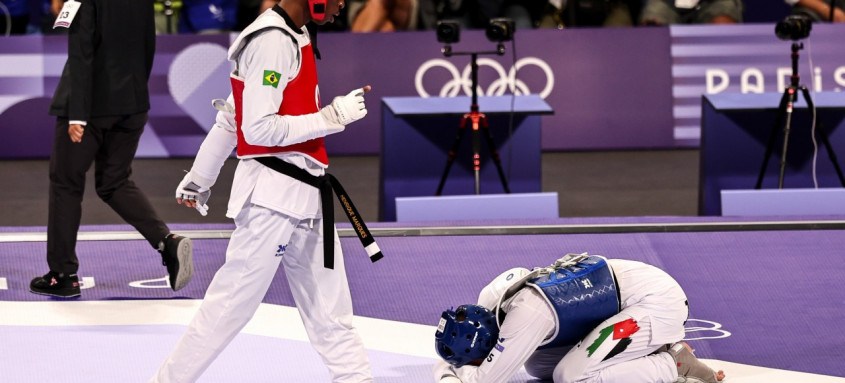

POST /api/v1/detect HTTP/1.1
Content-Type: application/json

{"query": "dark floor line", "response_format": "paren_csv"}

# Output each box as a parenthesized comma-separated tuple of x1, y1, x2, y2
(365, 220, 845, 237)
(2, 220, 844, 243)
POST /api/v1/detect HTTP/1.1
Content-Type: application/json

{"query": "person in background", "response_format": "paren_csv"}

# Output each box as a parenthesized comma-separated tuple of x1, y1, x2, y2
(537, 0, 643, 28)
(347, 0, 418, 32)
(535, 0, 567, 28)
(640, 0, 742, 25)
(32, 0, 193, 298)
(414, 0, 540, 30)
(786, 0, 845, 22)
(459, 0, 538, 29)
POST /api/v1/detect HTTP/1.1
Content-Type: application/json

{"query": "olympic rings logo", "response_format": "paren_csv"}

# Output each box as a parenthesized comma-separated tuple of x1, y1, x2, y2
(414, 57, 555, 99)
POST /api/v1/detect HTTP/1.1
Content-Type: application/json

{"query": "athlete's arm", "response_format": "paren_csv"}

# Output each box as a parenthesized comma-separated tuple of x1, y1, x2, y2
(434, 289, 556, 383)
(190, 94, 238, 187)
(239, 30, 338, 147)
(175, 93, 238, 213)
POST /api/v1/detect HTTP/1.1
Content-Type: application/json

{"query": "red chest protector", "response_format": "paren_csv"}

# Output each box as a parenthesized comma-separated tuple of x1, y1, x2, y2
(231, 43, 328, 166)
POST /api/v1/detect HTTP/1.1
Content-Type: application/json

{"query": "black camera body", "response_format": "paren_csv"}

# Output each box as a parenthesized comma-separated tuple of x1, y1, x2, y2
(436, 20, 461, 44)
(437, 18, 516, 45)
(775, 14, 812, 41)
(486, 18, 515, 43)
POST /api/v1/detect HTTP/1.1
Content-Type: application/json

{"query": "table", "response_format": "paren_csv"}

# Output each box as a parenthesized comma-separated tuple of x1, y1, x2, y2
(699, 92, 845, 215)
(380, 95, 554, 221)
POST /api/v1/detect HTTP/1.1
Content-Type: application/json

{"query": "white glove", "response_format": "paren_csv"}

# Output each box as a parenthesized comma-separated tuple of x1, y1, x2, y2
(320, 87, 369, 127)
(176, 172, 211, 216)
(211, 98, 234, 114)
(439, 376, 462, 383)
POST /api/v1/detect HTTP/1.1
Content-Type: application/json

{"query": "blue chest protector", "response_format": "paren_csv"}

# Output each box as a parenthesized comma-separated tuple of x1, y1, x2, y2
(526, 255, 620, 349)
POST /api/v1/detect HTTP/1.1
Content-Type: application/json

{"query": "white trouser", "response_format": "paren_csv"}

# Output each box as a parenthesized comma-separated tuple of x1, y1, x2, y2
(550, 303, 686, 383)
(151, 204, 373, 383)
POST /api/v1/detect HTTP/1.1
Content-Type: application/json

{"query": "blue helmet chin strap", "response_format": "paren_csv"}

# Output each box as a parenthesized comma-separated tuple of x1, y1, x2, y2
(434, 304, 500, 367)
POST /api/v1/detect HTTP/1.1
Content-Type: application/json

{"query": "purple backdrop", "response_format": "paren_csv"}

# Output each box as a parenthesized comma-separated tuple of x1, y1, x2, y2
(670, 24, 845, 146)
(1, 25, 844, 158)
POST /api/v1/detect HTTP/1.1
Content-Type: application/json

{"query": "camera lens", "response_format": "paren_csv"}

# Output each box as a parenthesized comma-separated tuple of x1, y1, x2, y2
(775, 15, 812, 41)
(486, 18, 515, 43)
(437, 20, 460, 44)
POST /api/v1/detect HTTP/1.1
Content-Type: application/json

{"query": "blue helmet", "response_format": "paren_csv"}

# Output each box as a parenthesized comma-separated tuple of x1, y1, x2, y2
(434, 304, 500, 367)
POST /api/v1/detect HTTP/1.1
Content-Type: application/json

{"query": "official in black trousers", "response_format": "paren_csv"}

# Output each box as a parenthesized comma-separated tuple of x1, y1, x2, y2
(30, 0, 194, 298)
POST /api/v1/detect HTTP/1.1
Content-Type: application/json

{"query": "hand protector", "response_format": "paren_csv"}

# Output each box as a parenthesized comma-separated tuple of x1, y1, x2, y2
(320, 87, 368, 127)
(176, 172, 211, 216)
(211, 98, 234, 114)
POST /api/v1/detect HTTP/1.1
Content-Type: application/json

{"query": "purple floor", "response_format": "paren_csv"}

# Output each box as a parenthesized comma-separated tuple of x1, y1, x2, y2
(2, 220, 844, 378)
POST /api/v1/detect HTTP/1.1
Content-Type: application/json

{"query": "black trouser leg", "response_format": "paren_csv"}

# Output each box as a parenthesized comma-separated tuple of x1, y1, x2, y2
(93, 112, 170, 249)
(47, 118, 100, 274)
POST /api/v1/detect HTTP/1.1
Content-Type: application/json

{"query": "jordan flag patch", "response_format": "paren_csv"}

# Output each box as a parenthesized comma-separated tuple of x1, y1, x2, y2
(585, 318, 640, 361)
(263, 70, 281, 88)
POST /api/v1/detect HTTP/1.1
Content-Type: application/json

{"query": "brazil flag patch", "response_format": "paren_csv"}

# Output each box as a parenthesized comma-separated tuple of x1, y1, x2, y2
(263, 70, 281, 88)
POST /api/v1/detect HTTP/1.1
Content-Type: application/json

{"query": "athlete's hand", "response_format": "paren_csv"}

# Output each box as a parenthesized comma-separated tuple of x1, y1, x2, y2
(175, 172, 211, 216)
(321, 85, 372, 127)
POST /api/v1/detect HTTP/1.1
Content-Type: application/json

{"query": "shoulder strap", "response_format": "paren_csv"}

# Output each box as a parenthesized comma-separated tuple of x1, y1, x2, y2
(493, 268, 541, 327)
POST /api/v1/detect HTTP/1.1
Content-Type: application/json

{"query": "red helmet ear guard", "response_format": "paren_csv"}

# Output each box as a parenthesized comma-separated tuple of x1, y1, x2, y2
(309, 0, 327, 21)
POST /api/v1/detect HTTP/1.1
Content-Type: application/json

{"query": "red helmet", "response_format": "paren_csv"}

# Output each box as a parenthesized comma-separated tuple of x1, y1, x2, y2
(309, 0, 327, 22)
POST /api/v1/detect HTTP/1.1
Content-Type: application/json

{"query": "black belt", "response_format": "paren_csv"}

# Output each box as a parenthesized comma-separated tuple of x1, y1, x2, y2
(255, 156, 384, 269)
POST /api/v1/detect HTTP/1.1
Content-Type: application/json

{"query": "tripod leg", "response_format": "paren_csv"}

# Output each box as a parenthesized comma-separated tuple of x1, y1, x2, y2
(778, 92, 796, 189)
(800, 87, 845, 187)
(471, 113, 482, 194)
(479, 114, 511, 193)
(756, 90, 791, 189)
(436, 116, 469, 196)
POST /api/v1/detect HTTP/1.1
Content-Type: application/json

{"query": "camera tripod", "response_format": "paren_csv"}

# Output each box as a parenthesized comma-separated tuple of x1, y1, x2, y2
(435, 51, 511, 196)
(755, 41, 845, 189)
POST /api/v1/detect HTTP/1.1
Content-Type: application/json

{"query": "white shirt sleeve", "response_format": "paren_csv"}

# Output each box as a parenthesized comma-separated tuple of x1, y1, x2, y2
(238, 29, 332, 148)
(435, 288, 556, 383)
